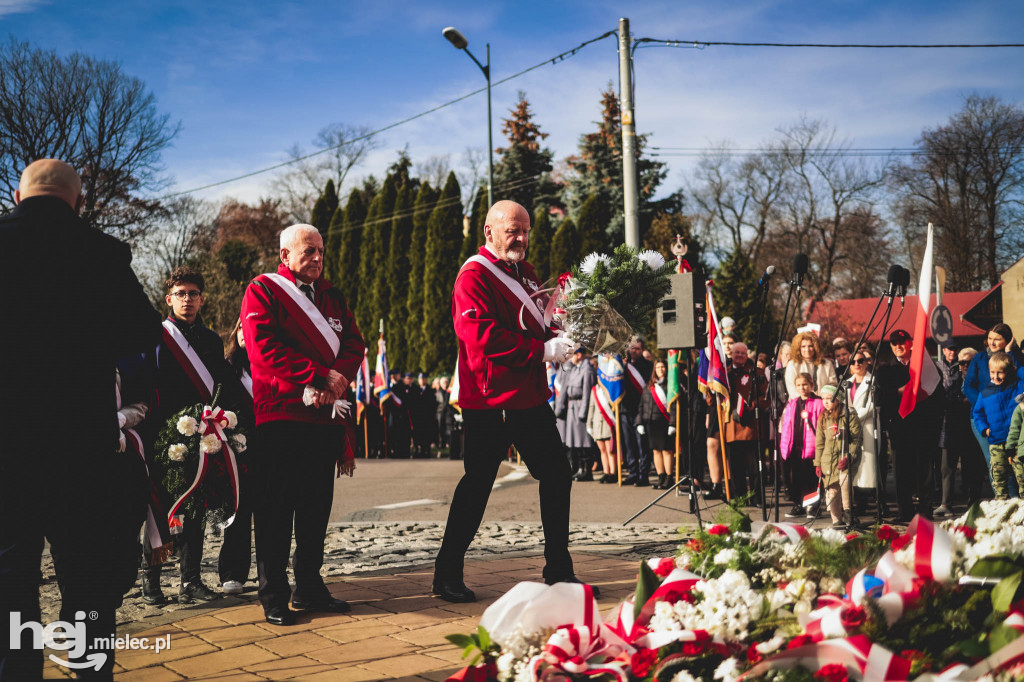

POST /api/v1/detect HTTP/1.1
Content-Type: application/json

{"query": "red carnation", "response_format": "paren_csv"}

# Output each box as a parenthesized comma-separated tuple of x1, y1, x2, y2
(787, 634, 813, 650)
(876, 525, 898, 542)
(654, 557, 676, 577)
(839, 605, 867, 630)
(686, 538, 705, 552)
(954, 525, 977, 539)
(708, 524, 731, 536)
(661, 585, 694, 604)
(557, 272, 573, 289)
(631, 649, 658, 678)
(891, 534, 912, 551)
(681, 641, 704, 656)
(814, 663, 849, 682)
(845, 532, 859, 541)
(746, 643, 763, 663)
(900, 649, 925, 661)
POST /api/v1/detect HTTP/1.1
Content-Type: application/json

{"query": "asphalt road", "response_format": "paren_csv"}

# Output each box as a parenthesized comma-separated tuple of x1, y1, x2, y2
(329, 458, 731, 526)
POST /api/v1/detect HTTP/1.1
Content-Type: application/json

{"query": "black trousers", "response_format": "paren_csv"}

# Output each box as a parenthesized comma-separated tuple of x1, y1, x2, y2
(889, 420, 938, 518)
(619, 410, 650, 480)
(1, 459, 146, 680)
(784, 455, 817, 504)
(218, 490, 253, 584)
(254, 421, 340, 612)
(435, 404, 573, 582)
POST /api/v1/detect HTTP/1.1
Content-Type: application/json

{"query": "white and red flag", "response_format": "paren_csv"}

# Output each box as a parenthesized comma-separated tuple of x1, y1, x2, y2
(898, 223, 942, 418)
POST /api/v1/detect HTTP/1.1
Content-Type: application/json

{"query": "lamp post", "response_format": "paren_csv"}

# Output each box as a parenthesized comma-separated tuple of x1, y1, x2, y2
(443, 26, 493, 208)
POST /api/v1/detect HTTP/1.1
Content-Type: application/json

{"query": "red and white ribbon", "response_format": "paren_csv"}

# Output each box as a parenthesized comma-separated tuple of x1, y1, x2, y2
(759, 522, 811, 545)
(904, 515, 954, 583)
(650, 383, 670, 421)
(626, 363, 645, 393)
(739, 635, 911, 681)
(161, 320, 214, 402)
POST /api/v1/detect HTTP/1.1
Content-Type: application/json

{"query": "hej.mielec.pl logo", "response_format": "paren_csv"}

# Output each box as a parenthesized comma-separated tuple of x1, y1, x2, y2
(10, 610, 171, 671)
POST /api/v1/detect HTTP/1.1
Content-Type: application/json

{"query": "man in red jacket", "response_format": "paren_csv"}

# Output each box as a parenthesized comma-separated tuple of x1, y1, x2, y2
(432, 200, 592, 603)
(241, 224, 365, 626)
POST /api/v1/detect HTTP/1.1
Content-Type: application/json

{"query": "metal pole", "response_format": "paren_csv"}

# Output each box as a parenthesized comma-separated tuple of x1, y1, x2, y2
(618, 17, 640, 248)
(486, 43, 494, 207)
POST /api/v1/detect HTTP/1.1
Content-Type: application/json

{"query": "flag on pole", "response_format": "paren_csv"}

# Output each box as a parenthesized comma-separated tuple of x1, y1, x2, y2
(666, 349, 682, 407)
(546, 361, 557, 407)
(373, 333, 400, 405)
(697, 283, 731, 414)
(354, 351, 371, 423)
(898, 223, 942, 419)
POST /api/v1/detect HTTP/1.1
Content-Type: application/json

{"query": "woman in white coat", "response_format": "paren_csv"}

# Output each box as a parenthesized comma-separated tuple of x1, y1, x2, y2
(847, 349, 877, 511)
(785, 332, 838, 397)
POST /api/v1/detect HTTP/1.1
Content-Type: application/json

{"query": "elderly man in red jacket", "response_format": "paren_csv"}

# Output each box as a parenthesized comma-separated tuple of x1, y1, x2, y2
(432, 200, 595, 603)
(241, 224, 365, 626)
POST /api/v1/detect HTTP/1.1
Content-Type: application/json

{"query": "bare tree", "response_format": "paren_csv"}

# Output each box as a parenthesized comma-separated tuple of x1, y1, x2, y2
(457, 146, 485, 209)
(688, 142, 788, 262)
(273, 123, 380, 223)
(415, 154, 451, 192)
(136, 195, 217, 299)
(890, 95, 1024, 291)
(0, 39, 179, 243)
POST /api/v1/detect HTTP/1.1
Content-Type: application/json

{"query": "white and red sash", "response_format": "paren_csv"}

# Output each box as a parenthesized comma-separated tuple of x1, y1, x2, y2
(592, 384, 617, 451)
(161, 320, 214, 403)
(240, 367, 253, 398)
(650, 382, 671, 420)
(116, 381, 173, 560)
(464, 255, 547, 337)
(259, 273, 341, 365)
(626, 363, 645, 393)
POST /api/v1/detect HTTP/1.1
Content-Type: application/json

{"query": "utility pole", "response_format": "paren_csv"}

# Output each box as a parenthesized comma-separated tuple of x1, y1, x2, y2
(618, 17, 640, 249)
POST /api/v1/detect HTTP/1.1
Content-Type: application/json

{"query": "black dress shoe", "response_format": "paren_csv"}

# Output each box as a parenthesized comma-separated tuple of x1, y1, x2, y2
(432, 579, 476, 603)
(291, 596, 351, 613)
(264, 606, 295, 626)
(620, 476, 637, 486)
(634, 477, 650, 487)
(545, 574, 601, 598)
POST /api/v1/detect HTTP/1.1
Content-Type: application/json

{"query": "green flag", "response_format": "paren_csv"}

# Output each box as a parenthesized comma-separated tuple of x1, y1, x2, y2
(667, 349, 681, 406)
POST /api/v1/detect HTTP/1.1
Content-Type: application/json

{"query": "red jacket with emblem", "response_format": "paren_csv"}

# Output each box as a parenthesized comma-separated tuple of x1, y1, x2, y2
(241, 264, 365, 437)
(454, 246, 556, 410)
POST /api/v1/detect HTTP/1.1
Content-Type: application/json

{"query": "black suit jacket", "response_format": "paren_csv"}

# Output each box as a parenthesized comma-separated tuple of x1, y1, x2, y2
(0, 196, 162, 486)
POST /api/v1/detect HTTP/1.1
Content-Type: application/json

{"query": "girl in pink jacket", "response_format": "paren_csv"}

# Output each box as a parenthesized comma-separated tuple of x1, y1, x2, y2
(779, 373, 824, 518)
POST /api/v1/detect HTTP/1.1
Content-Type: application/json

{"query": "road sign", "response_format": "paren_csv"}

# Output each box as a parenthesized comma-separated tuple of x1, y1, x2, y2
(930, 304, 953, 344)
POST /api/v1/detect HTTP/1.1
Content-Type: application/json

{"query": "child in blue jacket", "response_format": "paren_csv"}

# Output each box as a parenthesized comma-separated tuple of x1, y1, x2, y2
(973, 351, 1024, 499)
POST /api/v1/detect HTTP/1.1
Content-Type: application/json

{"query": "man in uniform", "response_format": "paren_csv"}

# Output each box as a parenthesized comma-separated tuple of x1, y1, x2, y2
(621, 338, 654, 486)
(0, 160, 162, 679)
(433, 200, 593, 603)
(242, 224, 365, 626)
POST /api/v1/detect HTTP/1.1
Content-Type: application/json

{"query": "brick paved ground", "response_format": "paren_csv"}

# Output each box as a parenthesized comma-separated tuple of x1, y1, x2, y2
(42, 550, 645, 681)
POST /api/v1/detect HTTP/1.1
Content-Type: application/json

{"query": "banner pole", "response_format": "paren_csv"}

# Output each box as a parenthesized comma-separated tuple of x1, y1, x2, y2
(363, 413, 369, 459)
(675, 398, 681, 488)
(717, 396, 732, 500)
(616, 402, 623, 487)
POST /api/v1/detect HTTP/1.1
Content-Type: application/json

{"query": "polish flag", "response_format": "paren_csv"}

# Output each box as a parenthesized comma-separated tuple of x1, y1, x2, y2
(898, 224, 942, 418)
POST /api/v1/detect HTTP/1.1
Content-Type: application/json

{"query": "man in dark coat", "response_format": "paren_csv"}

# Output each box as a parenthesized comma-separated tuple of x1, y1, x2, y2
(142, 266, 241, 606)
(621, 338, 654, 486)
(0, 159, 163, 680)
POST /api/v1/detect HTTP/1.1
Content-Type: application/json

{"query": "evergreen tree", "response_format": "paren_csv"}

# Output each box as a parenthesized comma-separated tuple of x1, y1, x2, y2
(564, 84, 668, 243)
(420, 172, 463, 374)
(529, 207, 553, 282)
(323, 204, 344, 284)
(470, 186, 488, 247)
(387, 149, 417, 193)
(333, 191, 366, 314)
(310, 179, 339, 237)
(493, 91, 562, 215)
(386, 184, 414, 371)
(549, 217, 579, 278)
(575, 194, 611, 257)
(405, 182, 438, 359)
(458, 224, 476, 266)
(355, 174, 396, 336)
(713, 248, 772, 352)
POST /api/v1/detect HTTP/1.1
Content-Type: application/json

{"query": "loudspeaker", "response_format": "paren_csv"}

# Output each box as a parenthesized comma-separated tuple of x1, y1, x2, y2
(657, 271, 706, 350)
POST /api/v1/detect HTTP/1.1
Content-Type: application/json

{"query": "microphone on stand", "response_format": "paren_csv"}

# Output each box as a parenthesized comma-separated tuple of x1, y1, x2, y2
(791, 253, 809, 287)
(884, 264, 901, 301)
(757, 265, 776, 287)
(897, 266, 911, 304)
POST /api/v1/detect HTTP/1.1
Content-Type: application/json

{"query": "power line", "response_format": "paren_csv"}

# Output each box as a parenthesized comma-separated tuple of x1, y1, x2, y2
(647, 145, 1024, 158)
(163, 30, 617, 199)
(634, 38, 1024, 49)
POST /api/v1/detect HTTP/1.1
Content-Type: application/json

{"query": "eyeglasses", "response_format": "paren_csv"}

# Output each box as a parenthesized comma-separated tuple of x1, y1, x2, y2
(958, 360, 970, 366)
(852, 358, 871, 365)
(171, 290, 202, 300)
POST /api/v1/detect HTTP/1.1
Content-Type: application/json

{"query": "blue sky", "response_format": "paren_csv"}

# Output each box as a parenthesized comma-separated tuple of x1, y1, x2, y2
(4, 0, 1024, 204)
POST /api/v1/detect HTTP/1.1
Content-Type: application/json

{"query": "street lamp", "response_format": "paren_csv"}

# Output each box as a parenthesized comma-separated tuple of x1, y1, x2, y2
(442, 26, 493, 208)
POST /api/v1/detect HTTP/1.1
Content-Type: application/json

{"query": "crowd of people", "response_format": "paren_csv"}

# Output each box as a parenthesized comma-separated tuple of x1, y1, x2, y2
(4, 160, 1024, 679)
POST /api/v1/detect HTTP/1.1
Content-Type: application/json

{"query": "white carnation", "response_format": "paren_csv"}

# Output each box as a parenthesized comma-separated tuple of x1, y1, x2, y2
(167, 444, 187, 462)
(200, 434, 222, 454)
(713, 548, 739, 565)
(579, 252, 611, 275)
(223, 411, 238, 429)
(231, 434, 247, 452)
(176, 416, 198, 436)
(672, 671, 698, 682)
(638, 249, 666, 270)
(713, 656, 740, 681)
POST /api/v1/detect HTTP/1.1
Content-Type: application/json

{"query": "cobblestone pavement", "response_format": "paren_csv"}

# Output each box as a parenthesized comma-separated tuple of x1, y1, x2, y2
(39, 522, 684, 634)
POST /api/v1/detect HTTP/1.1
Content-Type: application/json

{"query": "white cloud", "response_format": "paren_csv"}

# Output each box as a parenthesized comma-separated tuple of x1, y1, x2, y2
(0, 0, 45, 17)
